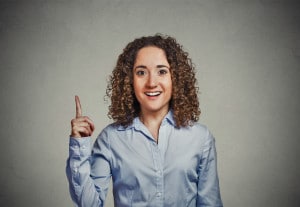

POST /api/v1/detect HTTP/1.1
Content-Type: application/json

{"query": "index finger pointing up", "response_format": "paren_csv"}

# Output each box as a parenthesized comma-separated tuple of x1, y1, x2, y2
(75, 95, 82, 118)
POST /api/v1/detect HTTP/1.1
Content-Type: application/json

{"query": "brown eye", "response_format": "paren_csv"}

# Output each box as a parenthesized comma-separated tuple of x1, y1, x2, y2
(136, 70, 146, 76)
(158, 69, 168, 75)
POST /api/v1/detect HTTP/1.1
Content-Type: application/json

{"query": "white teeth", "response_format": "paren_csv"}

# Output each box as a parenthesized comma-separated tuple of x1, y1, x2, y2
(145, 92, 161, 96)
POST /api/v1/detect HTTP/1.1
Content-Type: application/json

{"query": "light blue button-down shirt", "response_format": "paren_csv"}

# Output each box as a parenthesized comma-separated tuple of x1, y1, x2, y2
(66, 111, 223, 207)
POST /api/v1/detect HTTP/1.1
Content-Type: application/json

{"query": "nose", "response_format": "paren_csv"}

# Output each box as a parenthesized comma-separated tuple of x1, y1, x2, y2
(146, 72, 157, 88)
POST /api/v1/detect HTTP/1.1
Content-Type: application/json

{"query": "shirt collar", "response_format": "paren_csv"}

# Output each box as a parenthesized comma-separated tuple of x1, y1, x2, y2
(117, 110, 176, 131)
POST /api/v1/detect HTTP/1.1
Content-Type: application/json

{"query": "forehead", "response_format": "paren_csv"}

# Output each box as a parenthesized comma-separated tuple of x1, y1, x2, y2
(134, 46, 168, 64)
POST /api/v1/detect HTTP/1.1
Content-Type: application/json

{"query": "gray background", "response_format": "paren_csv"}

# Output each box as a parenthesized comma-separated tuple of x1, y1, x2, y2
(1, 0, 300, 206)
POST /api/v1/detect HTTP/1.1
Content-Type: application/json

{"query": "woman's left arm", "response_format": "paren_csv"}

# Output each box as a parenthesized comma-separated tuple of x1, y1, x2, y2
(197, 131, 223, 207)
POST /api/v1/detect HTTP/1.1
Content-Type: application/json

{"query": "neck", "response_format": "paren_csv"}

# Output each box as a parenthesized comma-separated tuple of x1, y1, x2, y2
(139, 109, 168, 142)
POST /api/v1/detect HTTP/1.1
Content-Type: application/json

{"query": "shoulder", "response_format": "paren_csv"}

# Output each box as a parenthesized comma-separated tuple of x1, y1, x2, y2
(189, 122, 209, 132)
(95, 121, 132, 142)
(93, 123, 117, 145)
(182, 122, 209, 135)
(182, 122, 215, 144)
(97, 123, 120, 139)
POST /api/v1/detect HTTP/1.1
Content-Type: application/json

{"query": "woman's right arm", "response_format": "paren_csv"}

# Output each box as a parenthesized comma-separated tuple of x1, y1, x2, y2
(66, 96, 111, 207)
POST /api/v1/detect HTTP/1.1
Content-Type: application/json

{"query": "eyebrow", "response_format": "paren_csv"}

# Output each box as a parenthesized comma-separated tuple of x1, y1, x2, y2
(157, 65, 170, 69)
(134, 65, 147, 70)
(134, 65, 170, 70)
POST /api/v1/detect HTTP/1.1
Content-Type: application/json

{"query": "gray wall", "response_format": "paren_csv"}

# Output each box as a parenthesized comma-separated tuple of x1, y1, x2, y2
(1, 0, 299, 206)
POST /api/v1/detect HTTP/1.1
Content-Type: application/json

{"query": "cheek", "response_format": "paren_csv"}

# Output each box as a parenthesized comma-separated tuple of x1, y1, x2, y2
(133, 76, 138, 90)
(165, 77, 173, 92)
(133, 78, 143, 95)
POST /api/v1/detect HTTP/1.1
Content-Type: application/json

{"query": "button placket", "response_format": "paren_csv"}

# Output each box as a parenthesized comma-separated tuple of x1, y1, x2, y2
(151, 141, 164, 203)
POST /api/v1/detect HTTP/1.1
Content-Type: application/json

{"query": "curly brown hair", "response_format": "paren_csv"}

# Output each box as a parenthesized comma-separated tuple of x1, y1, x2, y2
(106, 34, 200, 127)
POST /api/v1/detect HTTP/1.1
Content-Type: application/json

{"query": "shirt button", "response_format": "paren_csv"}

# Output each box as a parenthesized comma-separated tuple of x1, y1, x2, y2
(73, 167, 78, 173)
(156, 192, 162, 197)
(82, 145, 86, 150)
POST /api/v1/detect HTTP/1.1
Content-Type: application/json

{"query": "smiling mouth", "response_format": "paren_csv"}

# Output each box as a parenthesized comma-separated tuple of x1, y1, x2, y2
(145, 92, 162, 97)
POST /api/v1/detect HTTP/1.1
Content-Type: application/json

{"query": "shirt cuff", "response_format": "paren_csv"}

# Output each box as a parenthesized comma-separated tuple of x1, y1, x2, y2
(69, 137, 91, 158)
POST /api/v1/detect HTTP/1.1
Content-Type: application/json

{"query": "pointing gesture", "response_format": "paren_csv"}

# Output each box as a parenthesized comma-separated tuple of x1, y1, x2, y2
(71, 96, 95, 138)
(75, 95, 82, 118)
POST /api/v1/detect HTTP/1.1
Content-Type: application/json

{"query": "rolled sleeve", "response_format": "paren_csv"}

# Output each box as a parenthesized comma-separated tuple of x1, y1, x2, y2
(197, 131, 223, 207)
(66, 136, 109, 207)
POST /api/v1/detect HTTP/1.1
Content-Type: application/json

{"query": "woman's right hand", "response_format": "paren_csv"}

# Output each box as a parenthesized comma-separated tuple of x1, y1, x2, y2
(71, 95, 95, 138)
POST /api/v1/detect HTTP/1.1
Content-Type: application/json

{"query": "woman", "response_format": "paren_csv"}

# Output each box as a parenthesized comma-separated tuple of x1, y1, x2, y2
(67, 35, 223, 207)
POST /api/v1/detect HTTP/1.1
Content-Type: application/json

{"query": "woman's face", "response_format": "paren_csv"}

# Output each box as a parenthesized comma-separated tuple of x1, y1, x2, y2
(133, 46, 172, 115)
